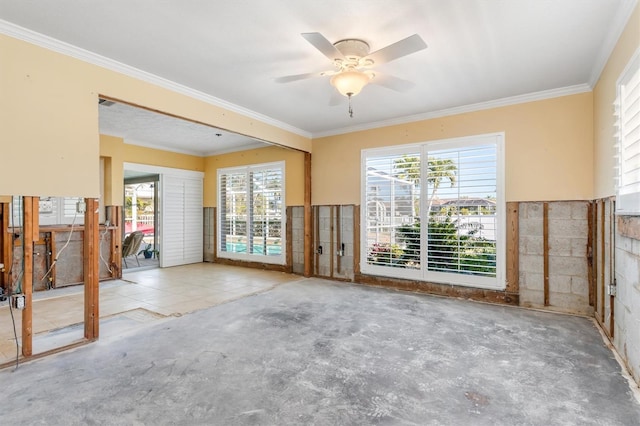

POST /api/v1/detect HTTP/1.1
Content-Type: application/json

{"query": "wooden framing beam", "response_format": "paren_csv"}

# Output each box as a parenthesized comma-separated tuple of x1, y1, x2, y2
(107, 206, 123, 279)
(543, 202, 550, 306)
(335, 205, 341, 275)
(304, 152, 312, 277)
(84, 198, 99, 340)
(600, 199, 605, 324)
(314, 205, 320, 276)
(587, 201, 595, 307)
(505, 202, 519, 299)
(353, 205, 360, 276)
(1, 203, 10, 290)
(21, 196, 36, 357)
(329, 205, 335, 278)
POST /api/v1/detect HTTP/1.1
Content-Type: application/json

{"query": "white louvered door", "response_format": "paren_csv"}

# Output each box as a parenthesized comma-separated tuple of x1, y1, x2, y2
(160, 173, 203, 267)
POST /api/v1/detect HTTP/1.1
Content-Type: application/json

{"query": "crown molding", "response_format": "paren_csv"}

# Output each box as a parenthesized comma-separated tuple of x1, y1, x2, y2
(0, 19, 312, 140)
(589, 0, 638, 87)
(312, 84, 593, 138)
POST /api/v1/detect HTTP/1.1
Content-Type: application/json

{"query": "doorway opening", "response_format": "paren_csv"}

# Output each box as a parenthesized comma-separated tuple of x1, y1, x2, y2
(124, 174, 159, 270)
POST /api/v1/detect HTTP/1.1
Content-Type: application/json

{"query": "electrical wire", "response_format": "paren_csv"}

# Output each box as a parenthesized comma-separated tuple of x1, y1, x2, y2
(99, 223, 113, 274)
(41, 210, 78, 283)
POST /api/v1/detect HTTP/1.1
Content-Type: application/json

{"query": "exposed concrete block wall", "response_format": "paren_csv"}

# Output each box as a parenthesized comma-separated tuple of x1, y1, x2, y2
(291, 206, 304, 274)
(519, 201, 592, 315)
(203, 207, 215, 262)
(316, 206, 332, 277)
(312, 205, 355, 280)
(333, 205, 355, 281)
(614, 230, 640, 385)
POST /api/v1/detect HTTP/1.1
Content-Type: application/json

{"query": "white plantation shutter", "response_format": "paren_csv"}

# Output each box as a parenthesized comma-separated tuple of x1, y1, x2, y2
(219, 171, 248, 254)
(425, 143, 498, 283)
(616, 49, 640, 215)
(363, 148, 421, 277)
(160, 173, 203, 267)
(218, 162, 285, 264)
(183, 177, 204, 263)
(362, 134, 504, 290)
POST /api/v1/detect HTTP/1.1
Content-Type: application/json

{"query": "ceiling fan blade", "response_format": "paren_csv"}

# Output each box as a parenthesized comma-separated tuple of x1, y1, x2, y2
(372, 73, 415, 92)
(274, 72, 320, 83)
(366, 34, 427, 65)
(302, 32, 345, 61)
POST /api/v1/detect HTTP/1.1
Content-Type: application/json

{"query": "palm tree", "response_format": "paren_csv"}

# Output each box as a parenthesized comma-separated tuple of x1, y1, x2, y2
(395, 155, 457, 214)
(427, 157, 457, 214)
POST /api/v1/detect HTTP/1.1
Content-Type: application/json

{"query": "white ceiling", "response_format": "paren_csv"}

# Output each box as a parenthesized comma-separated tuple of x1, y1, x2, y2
(0, 0, 636, 155)
(99, 101, 268, 156)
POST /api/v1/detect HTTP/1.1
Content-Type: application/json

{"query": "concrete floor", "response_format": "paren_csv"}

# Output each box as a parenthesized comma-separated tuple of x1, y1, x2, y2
(1, 267, 639, 425)
(0, 263, 296, 362)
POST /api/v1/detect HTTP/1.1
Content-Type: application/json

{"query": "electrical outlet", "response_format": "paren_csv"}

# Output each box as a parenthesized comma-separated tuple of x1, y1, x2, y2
(76, 201, 86, 214)
(12, 294, 25, 310)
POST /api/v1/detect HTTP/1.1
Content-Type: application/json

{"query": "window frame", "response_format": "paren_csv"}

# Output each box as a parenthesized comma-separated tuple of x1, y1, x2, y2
(615, 48, 640, 215)
(360, 133, 505, 290)
(217, 161, 286, 265)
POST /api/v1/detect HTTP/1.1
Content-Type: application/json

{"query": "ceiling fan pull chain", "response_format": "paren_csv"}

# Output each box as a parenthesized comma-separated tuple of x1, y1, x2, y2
(348, 94, 354, 118)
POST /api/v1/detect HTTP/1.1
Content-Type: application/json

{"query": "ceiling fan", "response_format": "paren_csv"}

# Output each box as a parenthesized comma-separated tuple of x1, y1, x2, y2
(276, 32, 428, 117)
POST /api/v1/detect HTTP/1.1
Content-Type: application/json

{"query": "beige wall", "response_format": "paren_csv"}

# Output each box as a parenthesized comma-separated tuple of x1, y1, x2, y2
(204, 146, 305, 207)
(312, 93, 594, 205)
(593, 3, 639, 199)
(100, 134, 205, 205)
(0, 34, 311, 199)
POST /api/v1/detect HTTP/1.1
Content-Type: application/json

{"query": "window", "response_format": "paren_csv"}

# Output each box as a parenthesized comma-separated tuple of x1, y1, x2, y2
(217, 161, 285, 264)
(361, 134, 504, 290)
(616, 49, 640, 215)
(11, 196, 87, 226)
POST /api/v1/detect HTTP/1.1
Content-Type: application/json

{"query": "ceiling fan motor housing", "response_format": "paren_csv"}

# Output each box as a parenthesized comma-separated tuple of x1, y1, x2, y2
(333, 39, 370, 61)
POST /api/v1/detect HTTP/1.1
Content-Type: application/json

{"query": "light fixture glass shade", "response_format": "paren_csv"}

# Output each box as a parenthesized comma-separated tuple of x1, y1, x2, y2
(330, 70, 371, 97)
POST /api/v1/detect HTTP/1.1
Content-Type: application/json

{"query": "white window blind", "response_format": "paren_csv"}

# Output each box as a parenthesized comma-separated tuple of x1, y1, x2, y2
(362, 134, 504, 290)
(616, 49, 640, 215)
(218, 161, 285, 264)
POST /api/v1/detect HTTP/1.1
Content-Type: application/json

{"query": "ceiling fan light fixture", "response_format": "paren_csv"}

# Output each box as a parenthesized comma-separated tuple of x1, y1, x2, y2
(330, 70, 371, 97)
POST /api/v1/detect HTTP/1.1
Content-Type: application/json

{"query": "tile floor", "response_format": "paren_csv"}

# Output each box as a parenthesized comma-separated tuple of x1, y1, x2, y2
(0, 263, 302, 364)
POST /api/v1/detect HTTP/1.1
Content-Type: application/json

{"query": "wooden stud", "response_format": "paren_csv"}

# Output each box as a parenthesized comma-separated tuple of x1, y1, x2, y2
(1, 203, 10, 291)
(505, 202, 519, 295)
(329, 206, 335, 278)
(106, 205, 123, 278)
(84, 198, 99, 340)
(31, 198, 40, 243)
(586, 201, 595, 307)
(354, 205, 360, 276)
(304, 152, 312, 277)
(49, 230, 57, 288)
(600, 199, 605, 325)
(335, 205, 342, 275)
(543, 202, 549, 306)
(22, 196, 35, 357)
